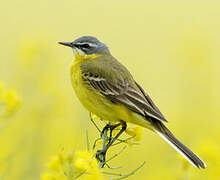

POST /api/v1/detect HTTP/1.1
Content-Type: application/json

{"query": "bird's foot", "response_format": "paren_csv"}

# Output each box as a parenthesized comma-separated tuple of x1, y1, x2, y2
(96, 149, 106, 168)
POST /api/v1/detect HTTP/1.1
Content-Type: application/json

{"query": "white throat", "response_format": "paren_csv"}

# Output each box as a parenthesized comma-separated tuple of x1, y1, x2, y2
(72, 48, 88, 60)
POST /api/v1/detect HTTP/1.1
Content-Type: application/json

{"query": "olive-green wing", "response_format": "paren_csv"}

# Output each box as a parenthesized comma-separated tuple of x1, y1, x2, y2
(135, 81, 166, 121)
(82, 72, 167, 123)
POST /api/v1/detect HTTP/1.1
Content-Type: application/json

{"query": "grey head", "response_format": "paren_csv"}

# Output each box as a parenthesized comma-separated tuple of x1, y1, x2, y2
(59, 36, 110, 55)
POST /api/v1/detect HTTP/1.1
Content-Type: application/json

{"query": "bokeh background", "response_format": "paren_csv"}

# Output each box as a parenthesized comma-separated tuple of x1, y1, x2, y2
(0, 0, 220, 179)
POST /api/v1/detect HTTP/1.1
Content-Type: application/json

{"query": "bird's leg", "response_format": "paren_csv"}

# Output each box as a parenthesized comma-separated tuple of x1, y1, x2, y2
(96, 120, 127, 168)
(105, 121, 127, 151)
(100, 123, 121, 142)
(100, 123, 111, 138)
(108, 123, 121, 143)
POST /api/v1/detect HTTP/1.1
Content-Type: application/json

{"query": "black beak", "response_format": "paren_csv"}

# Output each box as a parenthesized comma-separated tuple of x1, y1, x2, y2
(58, 42, 73, 47)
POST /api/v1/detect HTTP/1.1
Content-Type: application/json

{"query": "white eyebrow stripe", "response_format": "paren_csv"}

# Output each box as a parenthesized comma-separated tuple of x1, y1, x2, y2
(76, 42, 97, 47)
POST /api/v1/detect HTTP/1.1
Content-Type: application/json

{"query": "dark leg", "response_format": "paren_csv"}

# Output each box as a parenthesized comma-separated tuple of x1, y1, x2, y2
(96, 120, 127, 167)
(101, 123, 121, 142)
(101, 123, 112, 137)
(105, 121, 126, 150)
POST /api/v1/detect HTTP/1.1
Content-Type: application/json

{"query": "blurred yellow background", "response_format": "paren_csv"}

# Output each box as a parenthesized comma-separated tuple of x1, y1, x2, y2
(0, 0, 220, 179)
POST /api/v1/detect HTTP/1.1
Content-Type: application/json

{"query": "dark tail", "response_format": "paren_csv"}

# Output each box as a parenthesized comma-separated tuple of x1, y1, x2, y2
(153, 121, 206, 169)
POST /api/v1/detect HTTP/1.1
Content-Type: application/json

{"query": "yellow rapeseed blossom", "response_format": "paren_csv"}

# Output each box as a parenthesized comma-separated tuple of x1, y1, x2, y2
(74, 151, 91, 171)
(41, 172, 66, 180)
(1, 90, 20, 115)
(0, 82, 20, 118)
(125, 124, 144, 142)
(74, 151, 102, 180)
(41, 150, 104, 180)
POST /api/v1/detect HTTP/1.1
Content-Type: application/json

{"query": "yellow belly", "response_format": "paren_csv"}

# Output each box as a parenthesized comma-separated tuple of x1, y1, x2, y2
(70, 62, 152, 129)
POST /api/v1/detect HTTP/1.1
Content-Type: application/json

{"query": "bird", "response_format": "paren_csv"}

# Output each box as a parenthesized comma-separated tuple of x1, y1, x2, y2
(59, 36, 206, 169)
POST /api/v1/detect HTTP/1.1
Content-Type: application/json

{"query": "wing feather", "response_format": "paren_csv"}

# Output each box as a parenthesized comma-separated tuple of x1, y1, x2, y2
(82, 73, 167, 122)
(135, 81, 167, 121)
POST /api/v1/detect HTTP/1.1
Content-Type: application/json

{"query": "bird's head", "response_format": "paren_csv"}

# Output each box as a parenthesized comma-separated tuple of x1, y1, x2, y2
(59, 36, 110, 58)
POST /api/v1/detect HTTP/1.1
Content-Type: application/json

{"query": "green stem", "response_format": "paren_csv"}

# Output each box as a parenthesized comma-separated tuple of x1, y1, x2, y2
(98, 127, 108, 168)
(106, 146, 126, 163)
(92, 137, 102, 150)
(89, 113, 101, 133)
(86, 130, 90, 151)
(112, 161, 146, 180)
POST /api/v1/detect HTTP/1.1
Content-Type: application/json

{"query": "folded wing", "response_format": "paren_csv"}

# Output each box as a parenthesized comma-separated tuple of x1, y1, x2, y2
(82, 72, 167, 123)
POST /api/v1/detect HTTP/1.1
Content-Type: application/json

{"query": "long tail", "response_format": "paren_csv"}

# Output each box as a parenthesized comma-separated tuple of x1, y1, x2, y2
(153, 121, 206, 169)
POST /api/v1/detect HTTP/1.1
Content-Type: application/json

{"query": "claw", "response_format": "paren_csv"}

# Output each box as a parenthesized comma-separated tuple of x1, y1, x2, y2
(96, 150, 107, 167)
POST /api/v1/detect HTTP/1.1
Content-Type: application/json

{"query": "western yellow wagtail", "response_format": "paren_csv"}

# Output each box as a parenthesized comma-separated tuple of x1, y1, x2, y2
(59, 36, 206, 168)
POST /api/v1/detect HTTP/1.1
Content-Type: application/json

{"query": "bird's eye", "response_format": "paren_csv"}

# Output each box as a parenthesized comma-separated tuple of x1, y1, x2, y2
(81, 43, 90, 49)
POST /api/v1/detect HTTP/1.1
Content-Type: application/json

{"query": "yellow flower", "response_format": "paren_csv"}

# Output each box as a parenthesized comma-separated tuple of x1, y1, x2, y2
(74, 151, 103, 180)
(42, 150, 104, 180)
(125, 125, 143, 142)
(74, 151, 91, 171)
(0, 83, 20, 118)
(47, 155, 62, 172)
(41, 173, 56, 180)
(41, 172, 67, 180)
(1, 90, 20, 116)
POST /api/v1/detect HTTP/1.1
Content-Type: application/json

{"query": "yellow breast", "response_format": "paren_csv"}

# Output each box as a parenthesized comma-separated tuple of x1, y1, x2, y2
(70, 53, 152, 129)
(70, 54, 116, 120)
